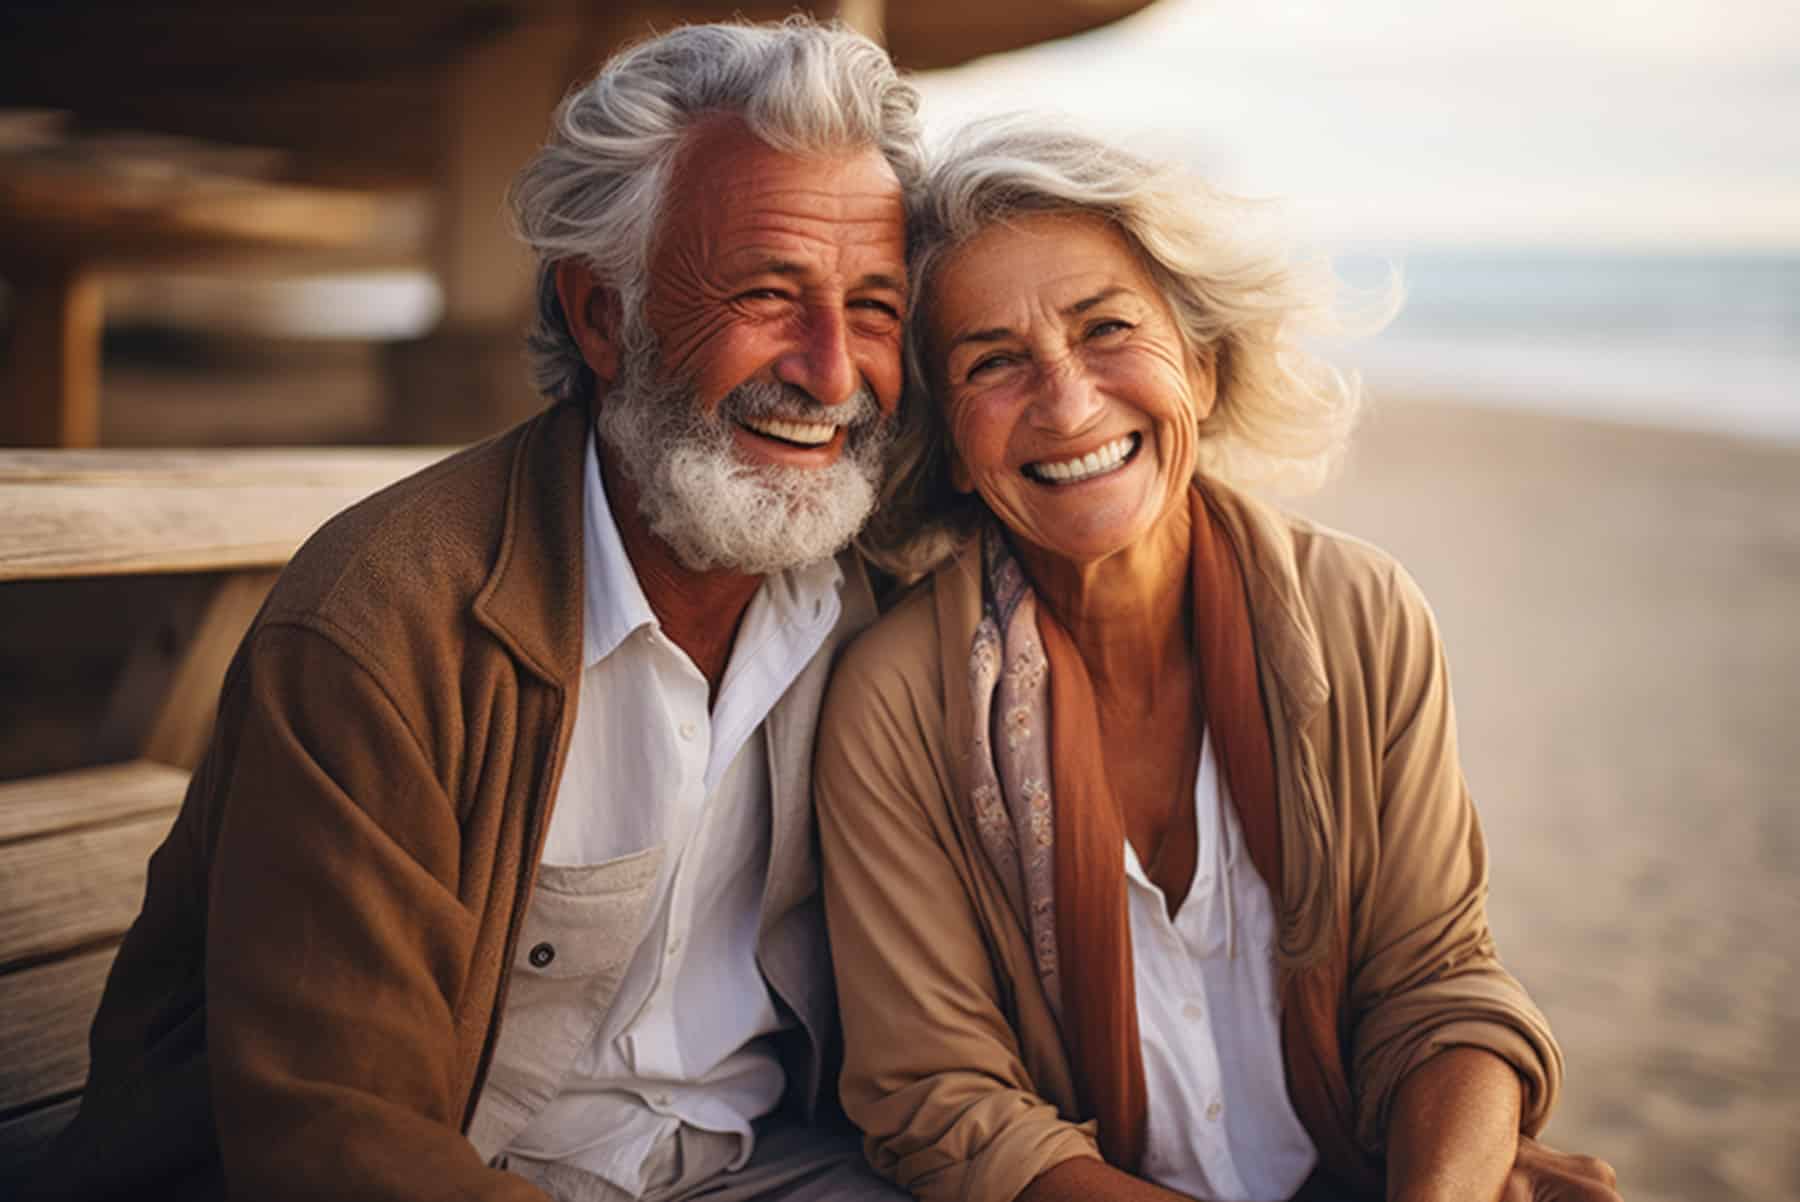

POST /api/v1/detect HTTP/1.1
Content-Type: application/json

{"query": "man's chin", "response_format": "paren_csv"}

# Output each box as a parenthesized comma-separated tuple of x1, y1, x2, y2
(647, 458, 876, 577)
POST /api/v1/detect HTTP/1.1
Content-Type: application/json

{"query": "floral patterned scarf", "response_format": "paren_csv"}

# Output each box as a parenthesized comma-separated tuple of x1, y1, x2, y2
(965, 485, 1357, 1184)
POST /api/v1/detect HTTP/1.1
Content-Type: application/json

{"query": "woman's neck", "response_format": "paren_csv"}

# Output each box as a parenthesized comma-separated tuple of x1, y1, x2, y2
(1016, 498, 1194, 708)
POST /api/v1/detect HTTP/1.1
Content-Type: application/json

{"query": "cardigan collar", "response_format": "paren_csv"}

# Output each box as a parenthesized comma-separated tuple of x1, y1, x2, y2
(933, 475, 1333, 742)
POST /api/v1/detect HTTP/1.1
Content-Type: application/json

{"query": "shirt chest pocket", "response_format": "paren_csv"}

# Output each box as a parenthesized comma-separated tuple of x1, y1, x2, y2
(470, 847, 667, 1157)
(512, 846, 665, 991)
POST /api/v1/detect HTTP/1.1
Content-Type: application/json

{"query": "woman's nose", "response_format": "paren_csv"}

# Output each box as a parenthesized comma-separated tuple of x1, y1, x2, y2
(1027, 359, 1105, 435)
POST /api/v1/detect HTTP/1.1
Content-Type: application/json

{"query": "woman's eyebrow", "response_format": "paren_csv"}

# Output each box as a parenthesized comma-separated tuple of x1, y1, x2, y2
(947, 326, 1016, 353)
(1065, 286, 1130, 316)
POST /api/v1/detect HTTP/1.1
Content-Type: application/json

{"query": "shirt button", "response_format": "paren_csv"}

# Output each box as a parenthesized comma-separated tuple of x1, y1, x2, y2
(652, 1091, 672, 1107)
(678, 721, 697, 741)
(528, 942, 555, 969)
(667, 935, 683, 956)
(1183, 1002, 1204, 1021)
(1206, 1100, 1223, 1122)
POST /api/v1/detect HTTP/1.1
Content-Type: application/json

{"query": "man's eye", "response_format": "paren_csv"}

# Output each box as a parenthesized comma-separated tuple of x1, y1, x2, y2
(737, 289, 788, 304)
(850, 298, 901, 320)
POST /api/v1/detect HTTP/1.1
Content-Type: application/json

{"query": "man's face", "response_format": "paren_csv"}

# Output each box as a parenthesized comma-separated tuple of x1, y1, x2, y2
(641, 115, 908, 438)
(593, 117, 909, 575)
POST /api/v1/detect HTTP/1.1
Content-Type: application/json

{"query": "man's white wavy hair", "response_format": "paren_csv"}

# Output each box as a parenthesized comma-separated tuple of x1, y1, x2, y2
(509, 17, 924, 405)
(861, 115, 1391, 581)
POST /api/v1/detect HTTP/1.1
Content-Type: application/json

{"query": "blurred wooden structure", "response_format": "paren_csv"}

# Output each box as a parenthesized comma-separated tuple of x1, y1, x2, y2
(0, 0, 1159, 447)
(0, 447, 447, 1187)
(0, 1, 1156, 1179)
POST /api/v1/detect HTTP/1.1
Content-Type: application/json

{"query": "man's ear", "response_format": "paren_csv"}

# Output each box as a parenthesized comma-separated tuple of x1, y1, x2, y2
(555, 259, 624, 388)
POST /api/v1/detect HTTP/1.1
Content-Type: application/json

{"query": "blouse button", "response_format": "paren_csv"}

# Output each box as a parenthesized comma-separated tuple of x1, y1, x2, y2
(528, 942, 555, 968)
(1205, 1100, 1223, 1122)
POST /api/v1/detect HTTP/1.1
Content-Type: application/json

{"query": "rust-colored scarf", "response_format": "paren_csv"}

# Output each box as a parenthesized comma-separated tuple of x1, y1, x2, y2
(965, 487, 1381, 1198)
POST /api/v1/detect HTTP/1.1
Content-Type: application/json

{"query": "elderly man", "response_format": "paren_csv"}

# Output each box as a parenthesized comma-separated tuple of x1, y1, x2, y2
(34, 21, 915, 1202)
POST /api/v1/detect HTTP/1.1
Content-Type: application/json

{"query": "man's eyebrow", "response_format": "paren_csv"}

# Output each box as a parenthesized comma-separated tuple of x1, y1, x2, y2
(855, 271, 906, 294)
(728, 259, 905, 294)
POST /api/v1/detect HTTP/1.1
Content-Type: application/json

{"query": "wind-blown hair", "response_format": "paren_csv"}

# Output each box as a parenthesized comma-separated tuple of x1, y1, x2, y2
(509, 17, 924, 406)
(861, 115, 1387, 580)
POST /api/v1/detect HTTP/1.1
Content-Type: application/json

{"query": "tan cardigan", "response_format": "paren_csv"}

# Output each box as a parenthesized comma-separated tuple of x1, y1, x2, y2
(815, 482, 1562, 1202)
(34, 399, 875, 1202)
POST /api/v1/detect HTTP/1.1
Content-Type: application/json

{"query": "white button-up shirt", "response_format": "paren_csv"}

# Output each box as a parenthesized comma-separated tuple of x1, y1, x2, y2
(1127, 729, 1318, 1201)
(501, 437, 844, 1193)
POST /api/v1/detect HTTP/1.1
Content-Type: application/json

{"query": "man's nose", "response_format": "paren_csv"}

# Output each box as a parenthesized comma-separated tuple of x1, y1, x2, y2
(773, 307, 858, 407)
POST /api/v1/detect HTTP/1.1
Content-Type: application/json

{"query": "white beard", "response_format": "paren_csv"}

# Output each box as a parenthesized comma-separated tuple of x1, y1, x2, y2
(595, 347, 893, 576)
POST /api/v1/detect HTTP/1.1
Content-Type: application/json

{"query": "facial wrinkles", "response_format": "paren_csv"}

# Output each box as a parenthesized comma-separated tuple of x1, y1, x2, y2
(644, 161, 906, 405)
(929, 214, 1211, 564)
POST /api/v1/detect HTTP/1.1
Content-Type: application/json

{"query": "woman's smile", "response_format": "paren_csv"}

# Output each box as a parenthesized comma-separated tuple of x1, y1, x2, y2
(1022, 432, 1143, 485)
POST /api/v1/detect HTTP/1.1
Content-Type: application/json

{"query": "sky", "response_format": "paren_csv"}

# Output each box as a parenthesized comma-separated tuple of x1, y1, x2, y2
(915, 0, 1800, 250)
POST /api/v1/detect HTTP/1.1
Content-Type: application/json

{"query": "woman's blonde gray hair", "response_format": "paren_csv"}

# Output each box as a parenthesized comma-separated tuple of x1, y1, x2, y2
(861, 115, 1386, 580)
(509, 17, 924, 406)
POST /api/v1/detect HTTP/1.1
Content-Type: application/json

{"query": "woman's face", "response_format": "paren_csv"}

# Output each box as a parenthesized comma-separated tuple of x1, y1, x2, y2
(926, 212, 1215, 565)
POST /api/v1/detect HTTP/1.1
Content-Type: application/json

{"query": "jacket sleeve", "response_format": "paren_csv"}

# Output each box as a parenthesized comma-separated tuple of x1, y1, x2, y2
(203, 621, 546, 1202)
(1344, 562, 1564, 1152)
(815, 634, 1102, 1202)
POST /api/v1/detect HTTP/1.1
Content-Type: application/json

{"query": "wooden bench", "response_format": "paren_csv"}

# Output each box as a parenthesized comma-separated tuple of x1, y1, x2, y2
(0, 447, 447, 1189)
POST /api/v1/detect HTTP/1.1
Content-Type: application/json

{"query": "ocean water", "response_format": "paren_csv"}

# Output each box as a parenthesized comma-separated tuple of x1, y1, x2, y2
(1333, 249, 1800, 443)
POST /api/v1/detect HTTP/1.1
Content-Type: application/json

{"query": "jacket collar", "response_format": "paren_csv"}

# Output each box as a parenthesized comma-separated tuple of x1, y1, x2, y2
(471, 399, 591, 688)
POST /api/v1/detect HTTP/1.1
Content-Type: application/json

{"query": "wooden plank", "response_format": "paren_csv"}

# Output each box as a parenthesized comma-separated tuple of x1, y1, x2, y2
(0, 949, 115, 1112)
(88, 577, 225, 769)
(0, 161, 431, 268)
(142, 571, 278, 770)
(0, 1096, 80, 1194)
(0, 446, 449, 581)
(0, 760, 188, 846)
(0, 812, 178, 964)
(0, 267, 102, 448)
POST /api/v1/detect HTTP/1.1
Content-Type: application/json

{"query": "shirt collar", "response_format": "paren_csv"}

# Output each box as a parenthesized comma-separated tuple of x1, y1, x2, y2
(581, 433, 846, 670)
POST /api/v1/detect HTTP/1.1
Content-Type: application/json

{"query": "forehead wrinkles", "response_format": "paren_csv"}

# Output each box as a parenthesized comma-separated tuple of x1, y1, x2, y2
(708, 187, 905, 264)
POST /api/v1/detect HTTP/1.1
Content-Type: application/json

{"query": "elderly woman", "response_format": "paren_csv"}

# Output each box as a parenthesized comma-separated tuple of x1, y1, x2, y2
(815, 119, 1619, 1202)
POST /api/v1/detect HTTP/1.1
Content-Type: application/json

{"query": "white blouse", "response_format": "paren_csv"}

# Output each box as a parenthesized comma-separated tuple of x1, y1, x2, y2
(1125, 728, 1319, 1201)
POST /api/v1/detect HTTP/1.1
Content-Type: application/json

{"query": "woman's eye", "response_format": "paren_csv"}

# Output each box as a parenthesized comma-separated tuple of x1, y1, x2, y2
(737, 289, 788, 304)
(966, 353, 1014, 380)
(1086, 318, 1132, 339)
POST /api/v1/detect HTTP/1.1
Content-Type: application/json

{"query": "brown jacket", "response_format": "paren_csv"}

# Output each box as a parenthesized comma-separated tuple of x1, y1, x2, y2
(815, 481, 1563, 1202)
(35, 400, 875, 1201)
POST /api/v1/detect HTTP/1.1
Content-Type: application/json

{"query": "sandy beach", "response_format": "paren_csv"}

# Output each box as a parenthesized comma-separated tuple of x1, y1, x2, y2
(1290, 398, 1800, 1202)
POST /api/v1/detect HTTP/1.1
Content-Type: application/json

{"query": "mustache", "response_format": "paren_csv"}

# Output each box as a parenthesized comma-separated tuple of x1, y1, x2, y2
(719, 379, 884, 431)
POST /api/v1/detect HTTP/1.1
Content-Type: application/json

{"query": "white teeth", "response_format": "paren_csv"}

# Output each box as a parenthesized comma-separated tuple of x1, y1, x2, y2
(1027, 434, 1137, 484)
(741, 416, 837, 446)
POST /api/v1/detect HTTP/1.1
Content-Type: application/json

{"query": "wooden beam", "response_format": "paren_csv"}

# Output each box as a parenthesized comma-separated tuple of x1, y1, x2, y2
(0, 811, 178, 964)
(0, 759, 188, 847)
(0, 165, 431, 270)
(0, 447, 449, 581)
(1, 267, 102, 448)
(141, 572, 278, 771)
(0, 950, 115, 1112)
